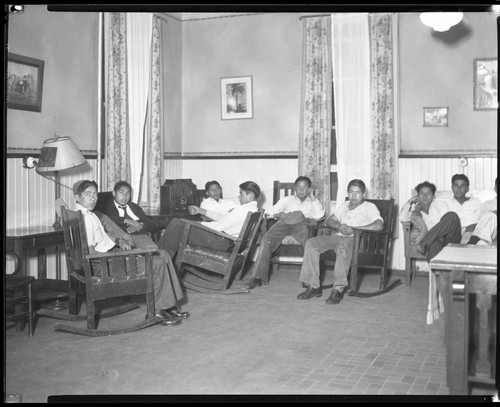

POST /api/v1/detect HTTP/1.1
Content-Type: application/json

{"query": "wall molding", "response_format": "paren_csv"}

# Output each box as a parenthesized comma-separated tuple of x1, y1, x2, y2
(164, 151, 299, 159)
(399, 149, 497, 158)
(6, 147, 98, 159)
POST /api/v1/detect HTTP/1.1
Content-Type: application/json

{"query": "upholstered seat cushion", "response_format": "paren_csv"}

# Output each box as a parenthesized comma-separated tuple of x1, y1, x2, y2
(184, 244, 231, 264)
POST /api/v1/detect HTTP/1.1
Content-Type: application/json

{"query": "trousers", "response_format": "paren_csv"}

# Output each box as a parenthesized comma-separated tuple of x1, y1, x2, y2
(299, 234, 354, 290)
(251, 218, 311, 283)
(420, 211, 462, 261)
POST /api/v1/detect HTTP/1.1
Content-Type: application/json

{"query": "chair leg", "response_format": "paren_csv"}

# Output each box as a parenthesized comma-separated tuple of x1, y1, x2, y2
(349, 265, 358, 292)
(405, 256, 412, 286)
(87, 300, 96, 330)
(28, 281, 33, 337)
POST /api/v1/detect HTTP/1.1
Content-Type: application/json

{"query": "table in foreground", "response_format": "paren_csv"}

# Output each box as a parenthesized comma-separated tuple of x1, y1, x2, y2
(430, 244, 497, 395)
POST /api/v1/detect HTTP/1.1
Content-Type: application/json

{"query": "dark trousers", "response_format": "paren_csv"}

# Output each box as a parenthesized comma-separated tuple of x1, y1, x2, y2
(157, 218, 234, 262)
(420, 211, 462, 261)
(251, 218, 310, 283)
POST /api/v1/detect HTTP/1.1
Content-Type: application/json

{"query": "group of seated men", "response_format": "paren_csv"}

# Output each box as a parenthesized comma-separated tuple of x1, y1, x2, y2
(70, 172, 496, 325)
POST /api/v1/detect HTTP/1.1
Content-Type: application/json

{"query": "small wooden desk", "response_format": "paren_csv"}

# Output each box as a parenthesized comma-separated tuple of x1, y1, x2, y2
(430, 244, 497, 395)
(6, 226, 65, 279)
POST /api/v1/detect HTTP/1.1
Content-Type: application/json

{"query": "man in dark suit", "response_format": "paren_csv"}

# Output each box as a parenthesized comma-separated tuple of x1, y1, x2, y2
(105, 181, 158, 249)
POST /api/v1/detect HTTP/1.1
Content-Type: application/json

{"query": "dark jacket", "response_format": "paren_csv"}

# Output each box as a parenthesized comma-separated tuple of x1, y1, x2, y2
(105, 200, 157, 235)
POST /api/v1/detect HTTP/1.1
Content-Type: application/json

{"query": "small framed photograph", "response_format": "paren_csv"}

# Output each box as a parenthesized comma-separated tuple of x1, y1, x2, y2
(220, 76, 253, 120)
(473, 58, 497, 110)
(7, 53, 45, 112)
(423, 107, 448, 127)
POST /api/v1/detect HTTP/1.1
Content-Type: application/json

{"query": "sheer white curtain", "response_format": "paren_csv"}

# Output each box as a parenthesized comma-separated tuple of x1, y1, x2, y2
(331, 13, 371, 204)
(126, 13, 152, 201)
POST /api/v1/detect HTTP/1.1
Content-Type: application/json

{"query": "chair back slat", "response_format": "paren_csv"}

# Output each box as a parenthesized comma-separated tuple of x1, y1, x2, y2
(236, 211, 264, 255)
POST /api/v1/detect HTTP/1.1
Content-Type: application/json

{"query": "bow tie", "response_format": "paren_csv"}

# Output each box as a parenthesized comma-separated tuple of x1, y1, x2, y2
(118, 205, 128, 210)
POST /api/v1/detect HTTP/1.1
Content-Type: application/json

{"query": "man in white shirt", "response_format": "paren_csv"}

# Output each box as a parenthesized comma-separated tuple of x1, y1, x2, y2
(467, 178, 497, 245)
(416, 174, 481, 260)
(188, 180, 237, 221)
(246, 176, 325, 289)
(72, 180, 189, 326)
(157, 181, 261, 267)
(297, 179, 383, 305)
(399, 181, 449, 246)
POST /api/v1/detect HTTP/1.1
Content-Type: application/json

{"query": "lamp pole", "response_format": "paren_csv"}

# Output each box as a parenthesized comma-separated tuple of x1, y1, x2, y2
(53, 171, 62, 230)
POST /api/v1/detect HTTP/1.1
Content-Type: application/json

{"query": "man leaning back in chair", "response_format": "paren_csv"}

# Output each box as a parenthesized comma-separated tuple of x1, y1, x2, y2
(246, 176, 325, 289)
(297, 179, 383, 305)
(73, 179, 191, 326)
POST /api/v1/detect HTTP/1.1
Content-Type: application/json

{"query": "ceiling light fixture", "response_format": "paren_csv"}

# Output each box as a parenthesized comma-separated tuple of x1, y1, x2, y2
(419, 12, 464, 32)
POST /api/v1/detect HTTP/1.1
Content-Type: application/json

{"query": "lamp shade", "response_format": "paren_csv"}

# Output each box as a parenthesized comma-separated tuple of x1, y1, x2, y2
(36, 135, 87, 174)
(419, 12, 464, 32)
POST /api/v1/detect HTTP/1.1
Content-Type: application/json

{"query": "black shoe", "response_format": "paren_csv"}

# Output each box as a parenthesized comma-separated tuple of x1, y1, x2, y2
(297, 286, 322, 300)
(325, 288, 346, 305)
(166, 306, 190, 319)
(247, 277, 263, 290)
(156, 309, 182, 326)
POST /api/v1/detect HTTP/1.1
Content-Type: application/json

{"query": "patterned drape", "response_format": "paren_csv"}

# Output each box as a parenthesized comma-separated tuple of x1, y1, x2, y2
(299, 17, 332, 215)
(105, 12, 130, 192)
(139, 14, 163, 210)
(369, 13, 395, 200)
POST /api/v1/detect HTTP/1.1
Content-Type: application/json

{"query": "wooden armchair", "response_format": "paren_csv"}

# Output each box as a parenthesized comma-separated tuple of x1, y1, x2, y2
(309, 199, 396, 293)
(401, 220, 426, 286)
(37, 207, 164, 336)
(176, 210, 264, 294)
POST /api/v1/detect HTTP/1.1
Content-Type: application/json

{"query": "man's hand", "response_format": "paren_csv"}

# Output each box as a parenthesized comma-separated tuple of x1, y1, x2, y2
(124, 218, 143, 234)
(117, 238, 132, 251)
(338, 223, 353, 236)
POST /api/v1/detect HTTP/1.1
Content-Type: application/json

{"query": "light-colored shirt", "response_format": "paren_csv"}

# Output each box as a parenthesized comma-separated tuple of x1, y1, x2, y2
(201, 201, 258, 237)
(113, 201, 140, 221)
(332, 200, 383, 236)
(200, 197, 237, 221)
(480, 197, 497, 217)
(266, 195, 324, 221)
(444, 195, 481, 228)
(400, 199, 449, 230)
(76, 203, 115, 253)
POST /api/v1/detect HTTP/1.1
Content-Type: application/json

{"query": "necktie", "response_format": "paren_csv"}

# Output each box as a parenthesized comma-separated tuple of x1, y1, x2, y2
(119, 205, 133, 220)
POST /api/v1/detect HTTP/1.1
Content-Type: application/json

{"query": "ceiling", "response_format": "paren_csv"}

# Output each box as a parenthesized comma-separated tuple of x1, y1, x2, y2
(163, 12, 262, 21)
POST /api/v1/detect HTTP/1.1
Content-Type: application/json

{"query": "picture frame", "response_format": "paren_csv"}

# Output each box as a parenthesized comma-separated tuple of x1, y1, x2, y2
(7, 52, 45, 112)
(423, 107, 448, 127)
(473, 57, 498, 110)
(220, 76, 253, 120)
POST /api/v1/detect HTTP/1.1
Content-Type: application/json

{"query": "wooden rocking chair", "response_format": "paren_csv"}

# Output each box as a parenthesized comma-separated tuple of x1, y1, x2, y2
(176, 210, 264, 294)
(37, 207, 164, 336)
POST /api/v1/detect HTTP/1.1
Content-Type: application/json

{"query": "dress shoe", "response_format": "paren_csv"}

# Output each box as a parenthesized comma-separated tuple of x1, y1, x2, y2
(297, 286, 322, 300)
(166, 306, 190, 319)
(155, 309, 182, 326)
(246, 277, 263, 290)
(325, 288, 347, 305)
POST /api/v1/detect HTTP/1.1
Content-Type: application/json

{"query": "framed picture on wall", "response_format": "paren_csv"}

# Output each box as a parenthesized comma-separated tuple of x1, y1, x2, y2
(220, 76, 253, 120)
(423, 107, 448, 127)
(7, 53, 45, 112)
(473, 57, 498, 110)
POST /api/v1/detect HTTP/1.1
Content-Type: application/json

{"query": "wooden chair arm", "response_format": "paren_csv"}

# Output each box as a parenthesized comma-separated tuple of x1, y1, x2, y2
(180, 218, 238, 242)
(85, 247, 160, 260)
(352, 228, 391, 236)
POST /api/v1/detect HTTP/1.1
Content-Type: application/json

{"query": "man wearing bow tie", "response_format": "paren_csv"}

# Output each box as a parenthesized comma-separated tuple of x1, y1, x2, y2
(105, 181, 158, 249)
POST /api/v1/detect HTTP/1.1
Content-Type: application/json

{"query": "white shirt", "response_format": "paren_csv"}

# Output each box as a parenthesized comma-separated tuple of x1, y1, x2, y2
(200, 197, 237, 221)
(113, 201, 139, 221)
(400, 199, 449, 230)
(332, 200, 383, 236)
(76, 203, 115, 252)
(444, 195, 481, 228)
(201, 201, 258, 237)
(266, 195, 324, 221)
(480, 197, 497, 217)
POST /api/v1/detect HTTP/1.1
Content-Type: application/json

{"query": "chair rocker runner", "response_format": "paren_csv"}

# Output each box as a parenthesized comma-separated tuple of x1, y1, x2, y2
(176, 210, 264, 294)
(37, 207, 164, 336)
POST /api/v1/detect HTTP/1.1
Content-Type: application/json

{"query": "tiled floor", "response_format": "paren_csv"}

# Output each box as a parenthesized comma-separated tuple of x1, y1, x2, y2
(4, 266, 496, 402)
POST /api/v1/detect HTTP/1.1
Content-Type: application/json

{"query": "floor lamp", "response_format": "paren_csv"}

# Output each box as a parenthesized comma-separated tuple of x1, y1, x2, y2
(34, 135, 88, 230)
